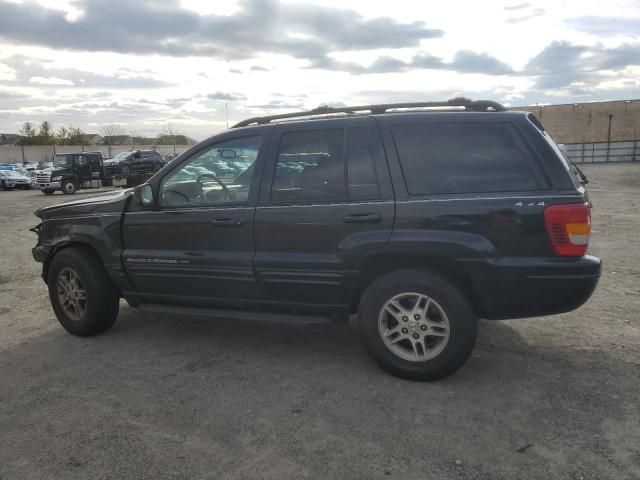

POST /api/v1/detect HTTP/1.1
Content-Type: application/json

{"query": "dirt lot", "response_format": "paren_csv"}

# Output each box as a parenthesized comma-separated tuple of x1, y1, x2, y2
(1, 164, 639, 480)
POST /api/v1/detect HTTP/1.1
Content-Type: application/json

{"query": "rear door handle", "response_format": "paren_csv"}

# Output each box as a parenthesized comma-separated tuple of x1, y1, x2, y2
(342, 213, 382, 224)
(211, 217, 244, 227)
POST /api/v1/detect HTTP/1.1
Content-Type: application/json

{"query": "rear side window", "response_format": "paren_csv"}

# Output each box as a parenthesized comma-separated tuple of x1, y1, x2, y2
(272, 129, 345, 201)
(392, 122, 539, 195)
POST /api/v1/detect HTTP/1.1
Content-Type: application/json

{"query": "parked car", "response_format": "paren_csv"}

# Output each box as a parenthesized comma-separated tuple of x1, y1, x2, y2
(36, 152, 111, 194)
(0, 169, 32, 190)
(31, 98, 601, 380)
(103, 150, 165, 188)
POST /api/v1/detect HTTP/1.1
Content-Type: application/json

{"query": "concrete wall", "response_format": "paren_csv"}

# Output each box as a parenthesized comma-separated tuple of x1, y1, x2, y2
(0, 145, 192, 165)
(514, 99, 640, 144)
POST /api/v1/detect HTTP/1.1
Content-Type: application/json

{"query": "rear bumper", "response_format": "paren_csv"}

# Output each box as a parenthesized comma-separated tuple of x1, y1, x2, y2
(464, 255, 601, 320)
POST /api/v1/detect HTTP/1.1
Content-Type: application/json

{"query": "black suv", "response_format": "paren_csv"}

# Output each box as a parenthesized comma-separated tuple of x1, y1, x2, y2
(103, 149, 165, 187)
(31, 99, 601, 380)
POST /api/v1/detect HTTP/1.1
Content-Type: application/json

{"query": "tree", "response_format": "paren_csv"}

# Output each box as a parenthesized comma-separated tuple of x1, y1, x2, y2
(99, 124, 125, 137)
(18, 122, 37, 145)
(56, 125, 85, 145)
(38, 121, 54, 144)
(56, 126, 69, 144)
(66, 126, 85, 145)
(156, 125, 179, 145)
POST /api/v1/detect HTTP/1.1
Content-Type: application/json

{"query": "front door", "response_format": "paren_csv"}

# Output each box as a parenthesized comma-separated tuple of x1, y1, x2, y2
(122, 133, 269, 306)
(253, 118, 394, 308)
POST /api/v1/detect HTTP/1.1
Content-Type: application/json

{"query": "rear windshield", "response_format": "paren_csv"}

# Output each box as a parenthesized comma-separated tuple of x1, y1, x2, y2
(392, 122, 539, 195)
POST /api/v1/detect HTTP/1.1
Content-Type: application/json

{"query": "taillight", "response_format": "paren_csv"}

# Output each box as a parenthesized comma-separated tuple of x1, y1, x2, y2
(544, 202, 591, 256)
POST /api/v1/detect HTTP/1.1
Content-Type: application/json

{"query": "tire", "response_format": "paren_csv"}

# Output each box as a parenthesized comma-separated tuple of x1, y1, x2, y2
(42, 189, 55, 195)
(61, 179, 77, 195)
(357, 270, 477, 381)
(47, 247, 119, 336)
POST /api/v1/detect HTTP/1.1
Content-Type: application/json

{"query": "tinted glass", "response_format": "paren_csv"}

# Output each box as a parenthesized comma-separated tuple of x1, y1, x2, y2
(392, 122, 538, 195)
(271, 129, 345, 201)
(347, 127, 379, 198)
(160, 135, 262, 207)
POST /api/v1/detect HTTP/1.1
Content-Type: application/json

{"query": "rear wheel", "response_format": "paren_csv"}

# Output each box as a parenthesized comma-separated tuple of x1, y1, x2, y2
(61, 179, 77, 195)
(48, 248, 119, 336)
(358, 270, 477, 381)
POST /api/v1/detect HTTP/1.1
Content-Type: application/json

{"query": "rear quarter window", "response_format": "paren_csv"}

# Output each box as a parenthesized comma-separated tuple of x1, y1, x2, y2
(392, 122, 540, 195)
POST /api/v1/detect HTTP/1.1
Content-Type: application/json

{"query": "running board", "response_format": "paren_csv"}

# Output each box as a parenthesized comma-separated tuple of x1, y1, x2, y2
(138, 304, 335, 326)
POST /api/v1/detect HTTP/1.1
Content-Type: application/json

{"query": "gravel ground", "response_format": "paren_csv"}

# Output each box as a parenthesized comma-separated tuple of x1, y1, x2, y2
(1, 164, 639, 480)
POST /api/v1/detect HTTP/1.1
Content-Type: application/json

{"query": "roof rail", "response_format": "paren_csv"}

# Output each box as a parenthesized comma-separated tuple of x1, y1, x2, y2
(232, 97, 506, 128)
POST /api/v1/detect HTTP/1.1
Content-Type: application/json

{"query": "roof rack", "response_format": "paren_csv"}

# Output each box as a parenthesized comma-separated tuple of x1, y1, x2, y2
(232, 97, 506, 128)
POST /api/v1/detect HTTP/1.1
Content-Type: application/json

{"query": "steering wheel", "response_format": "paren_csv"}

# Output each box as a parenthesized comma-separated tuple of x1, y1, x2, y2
(196, 173, 236, 202)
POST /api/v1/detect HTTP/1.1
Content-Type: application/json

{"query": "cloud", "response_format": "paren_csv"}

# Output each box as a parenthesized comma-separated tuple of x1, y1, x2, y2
(1, 55, 172, 89)
(565, 16, 640, 37)
(29, 76, 74, 86)
(250, 66, 270, 72)
(506, 8, 545, 23)
(307, 50, 513, 75)
(0, 0, 443, 65)
(525, 40, 640, 89)
(246, 100, 305, 109)
(207, 91, 247, 101)
(504, 3, 530, 10)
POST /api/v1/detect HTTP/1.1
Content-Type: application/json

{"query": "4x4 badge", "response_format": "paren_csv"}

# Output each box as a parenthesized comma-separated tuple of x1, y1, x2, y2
(515, 201, 545, 206)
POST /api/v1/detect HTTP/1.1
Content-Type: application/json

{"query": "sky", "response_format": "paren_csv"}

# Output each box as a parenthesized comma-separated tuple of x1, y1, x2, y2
(0, 0, 639, 140)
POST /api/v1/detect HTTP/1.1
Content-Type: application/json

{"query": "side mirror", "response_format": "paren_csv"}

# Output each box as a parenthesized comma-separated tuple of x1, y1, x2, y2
(134, 184, 154, 206)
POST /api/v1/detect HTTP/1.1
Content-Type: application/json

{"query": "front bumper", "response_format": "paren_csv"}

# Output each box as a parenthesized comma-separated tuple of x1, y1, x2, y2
(32, 244, 52, 263)
(38, 181, 61, 189)
(465, 255, 602, 320)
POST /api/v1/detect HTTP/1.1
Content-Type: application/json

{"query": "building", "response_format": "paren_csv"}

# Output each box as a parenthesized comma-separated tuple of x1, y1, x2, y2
(78, 133, 103, 145)
(513, 99, 640, 144)
(0, 133, 24, 145)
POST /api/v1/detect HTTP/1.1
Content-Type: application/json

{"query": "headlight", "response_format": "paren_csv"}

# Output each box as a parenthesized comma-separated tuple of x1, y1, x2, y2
(51, 176, 62, 181)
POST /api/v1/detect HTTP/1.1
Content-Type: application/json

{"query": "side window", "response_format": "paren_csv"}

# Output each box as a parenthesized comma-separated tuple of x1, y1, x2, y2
(160, 135, 262, 207)
(347, 127, 379, 199)
(392, 122, 539, 195)
(77, 155, 87, 166)
(271, 129, 345, 201)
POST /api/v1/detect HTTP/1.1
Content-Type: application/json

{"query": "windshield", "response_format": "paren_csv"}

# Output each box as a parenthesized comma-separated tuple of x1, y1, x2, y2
(2, 170, 21, 177)
(53, 154, 73, 168)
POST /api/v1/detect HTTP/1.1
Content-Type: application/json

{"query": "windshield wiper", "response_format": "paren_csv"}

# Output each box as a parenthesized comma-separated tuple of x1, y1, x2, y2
(571, 161, 589, 185)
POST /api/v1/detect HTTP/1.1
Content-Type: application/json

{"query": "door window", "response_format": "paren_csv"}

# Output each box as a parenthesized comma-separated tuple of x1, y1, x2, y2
(271, 129, 345, 201)
(160, 135, 262, 207)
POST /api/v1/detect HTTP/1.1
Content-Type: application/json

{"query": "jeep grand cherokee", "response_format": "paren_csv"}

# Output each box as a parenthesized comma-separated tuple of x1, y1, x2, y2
(31, 98, 601, 380)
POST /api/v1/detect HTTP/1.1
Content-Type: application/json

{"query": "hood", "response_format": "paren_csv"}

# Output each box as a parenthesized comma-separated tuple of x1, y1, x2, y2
(35, 188, 133, 220)
(4, 174, 30, 181)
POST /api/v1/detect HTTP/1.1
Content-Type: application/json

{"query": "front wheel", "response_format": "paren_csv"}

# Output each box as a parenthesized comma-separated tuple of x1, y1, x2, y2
(48, 248, 119, 336)
(358, 270, 477, 381)
(61, 179, 77, 195)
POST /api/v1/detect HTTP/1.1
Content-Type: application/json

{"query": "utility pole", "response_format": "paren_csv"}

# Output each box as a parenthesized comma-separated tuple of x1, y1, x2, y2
(226, 102, 229, 129)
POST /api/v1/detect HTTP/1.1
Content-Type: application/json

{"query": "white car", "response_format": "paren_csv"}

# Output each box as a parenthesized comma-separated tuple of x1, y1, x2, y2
(0, 170, 33, 190)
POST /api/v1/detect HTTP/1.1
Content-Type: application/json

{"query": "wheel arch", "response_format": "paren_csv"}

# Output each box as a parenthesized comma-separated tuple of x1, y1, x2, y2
(43, 241, 113, 289)
(350, 253, 485, 317)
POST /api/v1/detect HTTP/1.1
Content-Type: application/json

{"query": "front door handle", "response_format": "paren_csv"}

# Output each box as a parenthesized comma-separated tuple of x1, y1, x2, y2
(343, 213, 382, 224)
(211, 217, 244, 227)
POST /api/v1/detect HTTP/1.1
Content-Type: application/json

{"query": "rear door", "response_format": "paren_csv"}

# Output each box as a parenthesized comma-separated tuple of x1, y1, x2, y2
(253, 117, 394, 307)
